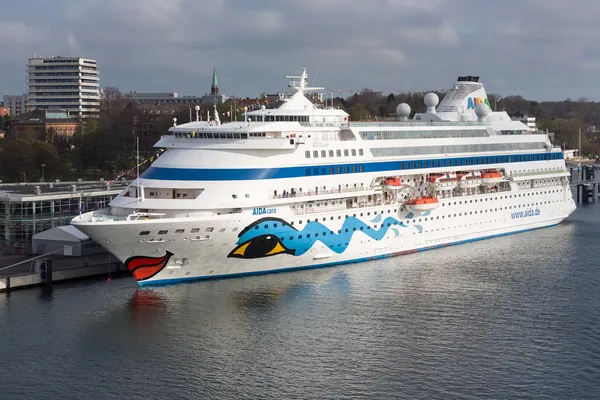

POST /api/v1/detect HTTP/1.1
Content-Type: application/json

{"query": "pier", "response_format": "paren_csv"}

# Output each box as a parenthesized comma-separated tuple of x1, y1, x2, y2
(569, 165, 600, 204)
(0, 252, 125, 293)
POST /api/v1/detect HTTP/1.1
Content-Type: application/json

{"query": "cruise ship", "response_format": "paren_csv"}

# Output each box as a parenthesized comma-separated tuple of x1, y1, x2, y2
(71, 68, 577, 286)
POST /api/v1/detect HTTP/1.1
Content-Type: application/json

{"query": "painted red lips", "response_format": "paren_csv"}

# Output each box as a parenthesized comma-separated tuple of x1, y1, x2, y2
(125, 251, 173, 281)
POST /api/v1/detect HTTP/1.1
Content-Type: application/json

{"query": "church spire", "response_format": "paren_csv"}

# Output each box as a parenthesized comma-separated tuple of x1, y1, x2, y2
(210, 68, 219, 95)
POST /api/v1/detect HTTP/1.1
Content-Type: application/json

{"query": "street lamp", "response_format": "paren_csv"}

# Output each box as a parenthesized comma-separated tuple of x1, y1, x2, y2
(41, 164, 46, 183)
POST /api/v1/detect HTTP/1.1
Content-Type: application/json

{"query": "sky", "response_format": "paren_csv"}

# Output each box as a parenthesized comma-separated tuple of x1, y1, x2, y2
(1, 0, 599, 101)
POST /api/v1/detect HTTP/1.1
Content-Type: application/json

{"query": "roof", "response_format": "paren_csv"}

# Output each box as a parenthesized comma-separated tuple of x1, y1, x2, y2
(32, 225, 89, 242)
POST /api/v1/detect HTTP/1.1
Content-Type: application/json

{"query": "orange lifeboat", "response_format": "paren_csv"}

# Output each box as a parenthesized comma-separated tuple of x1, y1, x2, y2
(383, 177, 402, 190)
(404, 196, 440, 212)
(481, 170, 504, 186)
(428, 173, 457, 191)
(457, 171, 482, 189)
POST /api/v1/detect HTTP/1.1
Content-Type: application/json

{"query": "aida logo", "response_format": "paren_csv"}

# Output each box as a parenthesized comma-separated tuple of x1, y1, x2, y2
(467, 97, 491, 109)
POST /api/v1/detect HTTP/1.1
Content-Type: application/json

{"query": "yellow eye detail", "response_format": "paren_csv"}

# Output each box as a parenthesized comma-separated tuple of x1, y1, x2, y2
(228, 235, 295, 259)
(232, 242, 251, 257)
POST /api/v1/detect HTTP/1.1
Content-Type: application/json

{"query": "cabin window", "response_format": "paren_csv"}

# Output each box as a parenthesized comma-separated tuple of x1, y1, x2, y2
(191, 228, 200, 233)
(158, 230, 168, 235)
(351, 149, 357, 156)
(139, 231, 150, 236)
(321, 150, 326, 157)
(175, 229, 184, 234)
(305, 151, 310, 158)
(329, 150, 334, 157)
(359, 149, 364, 156)
(206, 227, 214, 232)
(336, 150, 342, 157)
(344, 150, 349, 157)
(313, 151, 318, 158)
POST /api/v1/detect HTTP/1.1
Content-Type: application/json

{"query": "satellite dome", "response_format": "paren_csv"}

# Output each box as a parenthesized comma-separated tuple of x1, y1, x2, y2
(474, 102, 491, 118)
(423, 93, 439, 108)
(396, 103, 411, 120)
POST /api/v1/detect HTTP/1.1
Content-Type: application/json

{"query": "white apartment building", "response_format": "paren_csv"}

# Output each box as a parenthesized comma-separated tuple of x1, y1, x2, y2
(27, 57, 100, 118)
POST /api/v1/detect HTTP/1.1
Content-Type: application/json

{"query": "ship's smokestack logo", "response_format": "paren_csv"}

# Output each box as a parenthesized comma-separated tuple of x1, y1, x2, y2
(467, 97, 491, 109)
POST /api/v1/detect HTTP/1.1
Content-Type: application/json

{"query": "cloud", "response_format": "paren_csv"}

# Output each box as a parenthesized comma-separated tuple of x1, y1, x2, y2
(2, 0, 600, 100)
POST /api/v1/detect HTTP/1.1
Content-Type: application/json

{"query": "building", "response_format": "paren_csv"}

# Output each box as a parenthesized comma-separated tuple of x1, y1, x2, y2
(27, 56, 100, 118)
(201, 68, 229, 104)
(0, 103, 10, 117)
(0, 180, 127, 255)
(508, 110, 537, 132)
(124, 92, 203, 105)
(2, 94, 28, 116)
(7, 109, 81, 139)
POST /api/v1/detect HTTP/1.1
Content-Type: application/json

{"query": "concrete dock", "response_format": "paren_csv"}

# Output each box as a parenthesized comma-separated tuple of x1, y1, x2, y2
(0, 253, 127, 293)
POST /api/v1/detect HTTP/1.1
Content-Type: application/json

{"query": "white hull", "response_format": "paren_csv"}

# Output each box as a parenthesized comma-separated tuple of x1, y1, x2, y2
(72, 186, 576, 286)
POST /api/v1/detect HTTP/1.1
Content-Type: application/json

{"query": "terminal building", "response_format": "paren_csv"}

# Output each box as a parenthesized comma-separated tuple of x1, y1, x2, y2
(0, 180, 127, 255)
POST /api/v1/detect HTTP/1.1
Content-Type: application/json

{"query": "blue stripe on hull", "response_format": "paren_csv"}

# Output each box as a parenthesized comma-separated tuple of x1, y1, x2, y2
(142, 152, 563, 181)
(138, 222, 560, 287)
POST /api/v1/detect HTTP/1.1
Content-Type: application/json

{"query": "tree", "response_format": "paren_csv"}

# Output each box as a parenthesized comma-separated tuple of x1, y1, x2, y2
(0, 139, 35, 181)
(350, 104, 370, 121)
(21, 127, 38, 142)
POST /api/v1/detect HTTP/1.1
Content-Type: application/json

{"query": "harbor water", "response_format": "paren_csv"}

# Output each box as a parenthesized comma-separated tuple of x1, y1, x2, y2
(1, 204, 599, 399)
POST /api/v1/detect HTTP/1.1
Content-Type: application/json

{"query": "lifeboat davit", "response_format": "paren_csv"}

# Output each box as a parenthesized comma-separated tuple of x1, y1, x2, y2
(383, 177, 402, 190)
(404, 196, 439, 212)
(428, 173, 457, 191)
(457, 171, 482, 189)
(481, 170, 504, 186)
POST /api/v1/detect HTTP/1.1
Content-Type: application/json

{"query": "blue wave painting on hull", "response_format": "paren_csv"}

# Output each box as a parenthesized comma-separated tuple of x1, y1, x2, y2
(228, 216, 408, 259)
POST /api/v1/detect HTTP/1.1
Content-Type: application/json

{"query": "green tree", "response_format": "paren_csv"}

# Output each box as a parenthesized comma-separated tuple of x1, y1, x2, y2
(0, 139, 35, 181)
(350, 104, 370, 121)
(32, 141, 60, 180)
